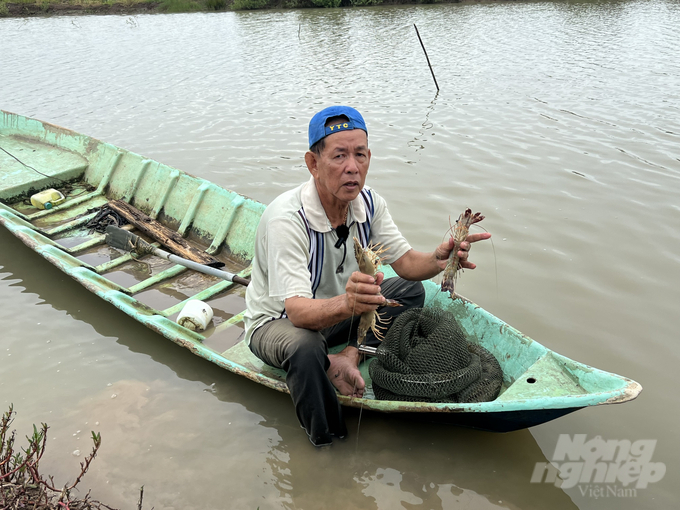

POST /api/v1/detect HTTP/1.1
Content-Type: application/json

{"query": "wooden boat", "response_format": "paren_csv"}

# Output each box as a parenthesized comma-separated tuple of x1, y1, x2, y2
(0, 111, 642, 432)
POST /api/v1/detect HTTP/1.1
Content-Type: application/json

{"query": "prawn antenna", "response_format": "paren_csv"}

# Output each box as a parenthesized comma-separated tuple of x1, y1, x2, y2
(470, 224, 499, 299)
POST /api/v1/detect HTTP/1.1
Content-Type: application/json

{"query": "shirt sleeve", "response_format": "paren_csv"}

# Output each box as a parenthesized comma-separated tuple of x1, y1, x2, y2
(368, 190, 412, 264)
(265, 216, 314, 300)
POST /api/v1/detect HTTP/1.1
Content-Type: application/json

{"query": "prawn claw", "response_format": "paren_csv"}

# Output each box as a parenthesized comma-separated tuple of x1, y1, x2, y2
(382, 298, 402, 308)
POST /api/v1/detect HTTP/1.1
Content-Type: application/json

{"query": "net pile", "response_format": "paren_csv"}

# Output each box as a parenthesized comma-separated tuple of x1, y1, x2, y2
(369, 308, 503, 403)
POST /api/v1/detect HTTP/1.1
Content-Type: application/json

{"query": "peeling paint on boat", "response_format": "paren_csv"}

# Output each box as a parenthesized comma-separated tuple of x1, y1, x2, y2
(0, 110, 642, 432)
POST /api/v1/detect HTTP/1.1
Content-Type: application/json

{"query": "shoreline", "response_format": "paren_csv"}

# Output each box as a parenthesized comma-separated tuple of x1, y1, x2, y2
(2, 1, 159, 17)
(1, 0, 485, 18)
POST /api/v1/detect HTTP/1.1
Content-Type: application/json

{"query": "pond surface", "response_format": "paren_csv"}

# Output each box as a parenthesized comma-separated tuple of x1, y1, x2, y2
(1, 1, 679, 508)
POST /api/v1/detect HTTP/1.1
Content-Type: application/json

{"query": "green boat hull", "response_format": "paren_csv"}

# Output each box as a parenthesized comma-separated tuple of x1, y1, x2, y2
(0, 111, 641, 432)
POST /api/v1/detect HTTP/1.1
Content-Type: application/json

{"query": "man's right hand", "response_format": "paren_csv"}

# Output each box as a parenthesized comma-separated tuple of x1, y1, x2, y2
(285, 271, 387, 331)
(344, 270, 386, 316)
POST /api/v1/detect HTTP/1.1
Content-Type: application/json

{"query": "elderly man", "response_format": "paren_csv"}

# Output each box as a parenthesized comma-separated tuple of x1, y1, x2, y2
(244, 106, 490, 446)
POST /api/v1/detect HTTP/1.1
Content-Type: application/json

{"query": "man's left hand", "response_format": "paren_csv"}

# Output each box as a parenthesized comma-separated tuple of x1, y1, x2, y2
(434, 232, 492, 271)
(327, 346, 365, 397)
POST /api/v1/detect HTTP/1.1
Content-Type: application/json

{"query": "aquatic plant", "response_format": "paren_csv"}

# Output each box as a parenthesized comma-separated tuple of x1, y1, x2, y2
(0, 405, 135, 510)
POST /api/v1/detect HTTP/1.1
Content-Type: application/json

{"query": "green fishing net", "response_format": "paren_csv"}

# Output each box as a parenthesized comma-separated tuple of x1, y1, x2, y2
(369, 308, 503, 403)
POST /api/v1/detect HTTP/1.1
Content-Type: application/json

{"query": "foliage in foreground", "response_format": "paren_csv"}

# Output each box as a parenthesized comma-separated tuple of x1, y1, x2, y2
(0, 405, 138, 510)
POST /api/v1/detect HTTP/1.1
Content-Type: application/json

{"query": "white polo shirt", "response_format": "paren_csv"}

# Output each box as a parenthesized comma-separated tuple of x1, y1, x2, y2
(243, 176, 412, 344)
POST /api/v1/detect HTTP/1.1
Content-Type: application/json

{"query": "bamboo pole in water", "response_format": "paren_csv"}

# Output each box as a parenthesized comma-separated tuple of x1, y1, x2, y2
(414, 24, 440, 92)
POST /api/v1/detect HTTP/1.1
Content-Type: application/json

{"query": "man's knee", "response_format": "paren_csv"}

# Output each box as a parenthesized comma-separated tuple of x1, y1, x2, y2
(383, 278, 425, 308)
(404, 280, 426, 307)
(251, 319, 327, 369)
(286, 331, 328, 366)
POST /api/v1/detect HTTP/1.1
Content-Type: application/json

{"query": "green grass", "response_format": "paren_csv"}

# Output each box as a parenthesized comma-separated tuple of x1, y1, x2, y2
(231, 0, 269, 9)
(160, 0, 204, 12)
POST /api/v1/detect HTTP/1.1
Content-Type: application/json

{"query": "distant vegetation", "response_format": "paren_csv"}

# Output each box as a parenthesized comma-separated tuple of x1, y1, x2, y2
(0, 0, 456, 17)
(232, 0, 394, 9)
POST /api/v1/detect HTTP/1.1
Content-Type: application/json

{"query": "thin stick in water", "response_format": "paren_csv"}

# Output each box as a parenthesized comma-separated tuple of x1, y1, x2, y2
(414, 24, 440, 91)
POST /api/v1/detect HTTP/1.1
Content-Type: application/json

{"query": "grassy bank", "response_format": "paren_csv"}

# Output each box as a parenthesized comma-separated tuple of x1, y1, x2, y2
(1, 0, 463, 17)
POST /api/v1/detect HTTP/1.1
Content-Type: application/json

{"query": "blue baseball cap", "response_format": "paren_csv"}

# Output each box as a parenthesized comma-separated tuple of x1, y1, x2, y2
(308, 106, 368, 149)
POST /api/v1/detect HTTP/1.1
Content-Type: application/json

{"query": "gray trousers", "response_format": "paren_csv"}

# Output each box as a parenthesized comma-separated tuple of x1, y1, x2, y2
(249, 278, 425, 446)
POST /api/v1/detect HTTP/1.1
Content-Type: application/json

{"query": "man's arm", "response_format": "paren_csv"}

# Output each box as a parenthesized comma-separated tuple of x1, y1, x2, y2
(390, 233, 491, 281)
(285, 271, 387, 331)
(286, 272, 379, 399)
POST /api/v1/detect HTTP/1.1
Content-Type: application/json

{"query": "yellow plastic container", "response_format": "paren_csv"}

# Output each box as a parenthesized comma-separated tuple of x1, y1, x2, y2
(30, 189, 66, 210)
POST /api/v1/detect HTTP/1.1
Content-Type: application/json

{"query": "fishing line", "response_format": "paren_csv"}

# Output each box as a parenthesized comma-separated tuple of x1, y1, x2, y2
(427, 219, 497, 306)
(355, 395, 364, 451)
(0, 145, 56, 180)
(347, 277, 368, 450)
(347, 282, 359, 376)
(0, 145, 89, 199)
(471, 224, 499, 300)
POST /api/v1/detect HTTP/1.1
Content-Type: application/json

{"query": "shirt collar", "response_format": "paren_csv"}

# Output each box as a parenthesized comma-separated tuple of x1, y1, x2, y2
(300, 176, 367, 232)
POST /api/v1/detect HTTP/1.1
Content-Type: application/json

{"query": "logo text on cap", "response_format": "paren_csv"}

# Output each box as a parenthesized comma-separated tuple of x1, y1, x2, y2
(328, 123, 350, 132)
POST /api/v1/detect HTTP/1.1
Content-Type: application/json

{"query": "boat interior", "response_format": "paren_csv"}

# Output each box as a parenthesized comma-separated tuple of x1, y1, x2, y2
(1, 111, 640, 418)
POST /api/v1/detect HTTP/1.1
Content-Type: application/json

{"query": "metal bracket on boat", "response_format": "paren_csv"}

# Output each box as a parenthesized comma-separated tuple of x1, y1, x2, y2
(358, 345, 377, 356)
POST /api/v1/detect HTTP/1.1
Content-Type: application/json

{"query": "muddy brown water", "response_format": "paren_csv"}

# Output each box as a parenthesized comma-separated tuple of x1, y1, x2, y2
(1, 2, 679, 509)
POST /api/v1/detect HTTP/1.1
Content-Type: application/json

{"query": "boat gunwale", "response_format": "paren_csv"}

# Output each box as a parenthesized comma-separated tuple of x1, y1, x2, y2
(0, 204, 643, 416)
(0, 111, 643, 424)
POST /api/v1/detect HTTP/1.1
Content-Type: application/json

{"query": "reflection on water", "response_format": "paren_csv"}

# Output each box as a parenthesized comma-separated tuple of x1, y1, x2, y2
(407, 91, 439, 159)
(0, 226, 576, 510)
(271, 416, 577, 510)
(2, 1, 679, 509)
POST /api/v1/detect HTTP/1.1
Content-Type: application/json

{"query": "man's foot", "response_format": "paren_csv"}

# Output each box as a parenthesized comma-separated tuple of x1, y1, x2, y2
(327, 346, 365, 397)
(302, 426, 333, 447)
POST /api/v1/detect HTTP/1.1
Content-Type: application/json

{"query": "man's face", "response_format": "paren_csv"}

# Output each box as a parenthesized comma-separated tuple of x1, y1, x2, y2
(306, 129, 371, 206)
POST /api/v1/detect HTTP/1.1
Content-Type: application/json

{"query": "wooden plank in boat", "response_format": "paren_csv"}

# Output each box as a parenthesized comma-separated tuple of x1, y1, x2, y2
(108, 199, 224, 268)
